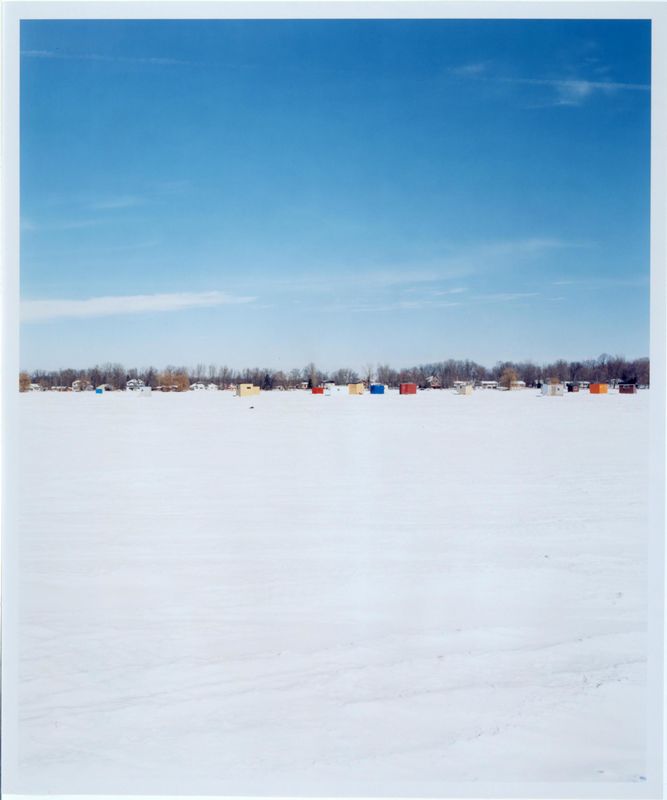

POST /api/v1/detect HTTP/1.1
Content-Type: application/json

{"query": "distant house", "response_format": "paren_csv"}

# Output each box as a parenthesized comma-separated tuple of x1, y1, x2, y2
(190, 383, 206, 391)
(237, 384, 260, 397)
(426, 376, 442, 389)
(72, 379, 89, 392)
(206, 383, 219, 391)
(29, 383, 43, 392)
(126, 378, 145, 391)
(589, 383, 609, 394)
(510, 380, 526, 390)
(478, 381, 498, 390)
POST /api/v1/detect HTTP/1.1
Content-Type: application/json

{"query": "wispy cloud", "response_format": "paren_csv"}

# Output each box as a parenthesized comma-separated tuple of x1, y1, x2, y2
(92, 195, 145, 210)
(432, 287, 468, 296)
(21, 49, 192, 66)
(21, 217, 104, 233)
(319, 287, 539, 314)
(450, 61, 490, 77)
(472, 291, 540, 303)
(242, 238, 580, 297)
(448, 59, 649, 107)
(321, 299, 464, 313)
(502, 76, 650, 107)
(21, 291, 255, 322)
(552, 277, 648, 288)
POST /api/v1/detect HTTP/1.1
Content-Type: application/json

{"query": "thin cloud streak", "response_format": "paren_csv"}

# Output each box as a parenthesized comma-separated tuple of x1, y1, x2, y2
(241, 238, 584, 296)
(92, 195, 145, 210)
(449, 61, 649, 107)
(472, 292, 540, 303)
(22, 291, 255, 322)
(552, 277, 648, 288)
(21, 218, 104, 233)
(504, 76, 649, 93)
(22, 49, 192, 66)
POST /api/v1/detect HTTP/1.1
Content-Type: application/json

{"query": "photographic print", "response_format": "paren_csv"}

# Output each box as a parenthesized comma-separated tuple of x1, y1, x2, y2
(2, 3, 664, 798)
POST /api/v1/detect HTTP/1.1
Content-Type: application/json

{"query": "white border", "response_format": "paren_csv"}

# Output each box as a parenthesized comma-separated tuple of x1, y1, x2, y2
(2, 3, 665, 799)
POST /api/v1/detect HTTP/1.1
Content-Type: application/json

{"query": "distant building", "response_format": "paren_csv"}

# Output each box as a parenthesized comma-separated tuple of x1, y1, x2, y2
(457, 384, 473, 395)
(237, 384, 260, 397)
(126, 378, 145, 391)
(206, 383, 219, 391)
(72, 379, 89, 392)
(510, 380, 526, 390)
(478, 381, 498, 390)
(619, 384, 638, 394)
(190, 383, 206, 391)
(29, 384, 43, 392)
(542, 383, 565, 396)
(425, 376, 442, 389)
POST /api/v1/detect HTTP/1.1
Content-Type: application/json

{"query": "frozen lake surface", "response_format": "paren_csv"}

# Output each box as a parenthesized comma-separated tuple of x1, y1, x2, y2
(15, 389, 649, 794)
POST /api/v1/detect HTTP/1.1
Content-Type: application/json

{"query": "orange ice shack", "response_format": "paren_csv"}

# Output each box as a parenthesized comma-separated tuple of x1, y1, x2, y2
(589, 383, 609, 394)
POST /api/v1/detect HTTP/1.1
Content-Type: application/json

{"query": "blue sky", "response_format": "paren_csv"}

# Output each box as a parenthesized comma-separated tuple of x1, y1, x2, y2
(20, 19, 651, 371)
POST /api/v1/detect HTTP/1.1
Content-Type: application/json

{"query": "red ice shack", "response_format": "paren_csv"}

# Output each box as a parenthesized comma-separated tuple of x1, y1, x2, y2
(400, 383, 417, 395)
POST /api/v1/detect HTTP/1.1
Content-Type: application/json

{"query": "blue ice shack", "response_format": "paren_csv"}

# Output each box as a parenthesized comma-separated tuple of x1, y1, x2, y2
(370, 384, 385, 395)
(95, 388, 104, 394)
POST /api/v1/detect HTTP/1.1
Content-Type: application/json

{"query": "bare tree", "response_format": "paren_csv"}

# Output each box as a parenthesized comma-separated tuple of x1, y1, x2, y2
(499, 367, 519, 389)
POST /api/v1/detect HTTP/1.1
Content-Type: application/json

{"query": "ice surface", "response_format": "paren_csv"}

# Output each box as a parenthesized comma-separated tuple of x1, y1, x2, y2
(15, 389, 649, 794)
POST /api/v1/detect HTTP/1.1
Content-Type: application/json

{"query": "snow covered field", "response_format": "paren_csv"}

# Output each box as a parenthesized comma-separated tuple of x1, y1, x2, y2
(15, 389, 650, 795)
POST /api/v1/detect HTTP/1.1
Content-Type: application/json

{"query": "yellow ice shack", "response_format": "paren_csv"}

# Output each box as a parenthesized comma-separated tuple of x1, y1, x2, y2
(237, 383, 260, 397)
(348, 383, 365, 395)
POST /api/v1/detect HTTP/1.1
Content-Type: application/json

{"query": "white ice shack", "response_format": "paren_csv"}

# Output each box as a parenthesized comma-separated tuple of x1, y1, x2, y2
(137, 386, 152, 397)
(457, 384, 473, 395)
(542, 383, 565, 396)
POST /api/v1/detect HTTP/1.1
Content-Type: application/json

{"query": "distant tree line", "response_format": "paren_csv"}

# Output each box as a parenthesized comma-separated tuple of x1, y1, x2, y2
(19, 354, 650, 392)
